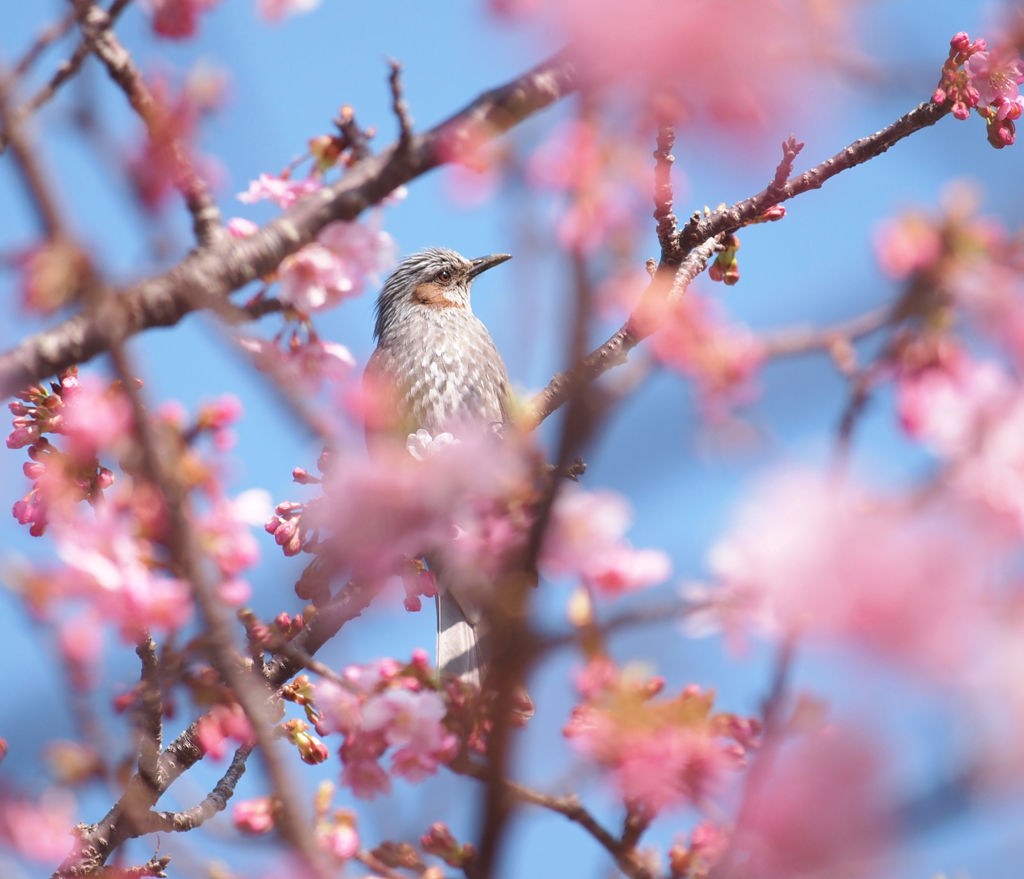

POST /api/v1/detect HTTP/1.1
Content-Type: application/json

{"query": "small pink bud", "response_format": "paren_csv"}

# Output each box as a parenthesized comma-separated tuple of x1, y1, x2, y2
(274, 518, 298, 546)
(950, 32, 971, 54)
(284, 530, 304, 556)
(404, 595, 423, 612)
(952, 101, 970, 120)
(264, 517, 281, 535)
(292, 467, 320, 484)
(933, 87, 947, 104)
(8, 401, 28, 416)
(972, 37, 987, 53)
(96, 467, 115, 489)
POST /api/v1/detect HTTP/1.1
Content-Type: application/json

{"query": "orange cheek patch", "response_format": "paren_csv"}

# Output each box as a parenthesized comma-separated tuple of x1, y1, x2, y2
(412, 282, 462, 308)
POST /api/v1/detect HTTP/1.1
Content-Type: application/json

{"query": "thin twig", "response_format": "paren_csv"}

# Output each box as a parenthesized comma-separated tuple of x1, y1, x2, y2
(675, 102, 950, 258)
(388, 58, 413, 152)
(0, 0, 132, 153)
(11, 10, 77, 81)
(652, 118, 677, 260)
(0, 62, 66, 238)
(524, 235, 722, 429)
(68, 0, 223, 246)
(453, 761, 655, 879)
(759, 306, 891, 358)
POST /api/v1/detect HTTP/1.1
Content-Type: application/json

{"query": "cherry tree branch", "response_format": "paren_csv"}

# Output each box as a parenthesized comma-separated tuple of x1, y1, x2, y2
(0, 0, 132, 153)
(67, 0, 224, 246)
(0, 49, 578, 399)
(453, 761, 656, 879)
(524, 235, 723, 428)
(525, 100, 951, 428)
(137, 743, 254, 834)
(674, 101, 951, 258)
(135, 635, 164, 790)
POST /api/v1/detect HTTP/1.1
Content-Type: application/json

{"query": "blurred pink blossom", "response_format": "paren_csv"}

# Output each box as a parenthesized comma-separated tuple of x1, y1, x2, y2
(547, 0, 853, 128)
(59, 378, 133, 460)
(145, 0, 221, 38)
(52, 505, 194, 641)
(278, 243, 358, 312)
(0, 790, 79, 864)
(738, 729, 887, 879)
(258, 0, 321, 22)
(693, 469, 992, 673)
(239, 336, 356, 395)
(233, 796, 275, 834)
(649, 291, 764, 416)
(874, 213, 943, 279)
(238, 173, 322, 209)
(542, 485, 671, 595)
(227, 216, 259, 237)
(196, 703, 256, 760)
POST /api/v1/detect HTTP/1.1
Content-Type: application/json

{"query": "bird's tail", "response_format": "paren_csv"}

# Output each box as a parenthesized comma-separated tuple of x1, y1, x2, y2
(436, 588, 486, 687)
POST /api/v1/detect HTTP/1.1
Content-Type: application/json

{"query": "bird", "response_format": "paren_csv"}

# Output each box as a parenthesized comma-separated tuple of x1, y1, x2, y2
(364, 247, 513, 687)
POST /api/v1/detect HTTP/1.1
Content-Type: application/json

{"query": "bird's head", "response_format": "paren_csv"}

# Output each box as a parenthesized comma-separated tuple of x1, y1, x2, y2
(373, 247, 511, 340)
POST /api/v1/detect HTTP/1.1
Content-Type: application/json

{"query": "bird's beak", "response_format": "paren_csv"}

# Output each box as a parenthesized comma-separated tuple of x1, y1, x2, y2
(466, 253, 512, 280)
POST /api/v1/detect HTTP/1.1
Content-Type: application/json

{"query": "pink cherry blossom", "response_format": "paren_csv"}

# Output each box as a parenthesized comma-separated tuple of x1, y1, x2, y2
(196, 703, 256, 760)
(278, 243, 357, 312)
(319, 817, 359, 861)
(59, 377, 133, 460)
(613, 725, 731, 813)
(314, 680, 363, 736)
(227, 216, 259, 237)
(695, 469, 993, 674)
(965, 45, 1024, 117)
(199, 496, 261, 578)
(308, 429, 531, 583)
(549, 0, 853, 128)
(145, 0, 221, 38)
(238, 172, 322, 209)
(340, 757, 392, 799)
(239, 336, 356, 395)
(51, 504, 194, 640)
(233, 796, 275, 834)
(317, 219, 397, 287)
(361, 689, 452, 754)
(541, 485, 671, 595)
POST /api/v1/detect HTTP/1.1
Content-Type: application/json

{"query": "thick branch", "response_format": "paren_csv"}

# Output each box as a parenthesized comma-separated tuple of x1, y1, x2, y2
(0, 50, 577, 399)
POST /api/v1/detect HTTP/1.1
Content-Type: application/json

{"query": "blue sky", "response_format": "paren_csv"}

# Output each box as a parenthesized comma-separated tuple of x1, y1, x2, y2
(2, 1, 1024, 877)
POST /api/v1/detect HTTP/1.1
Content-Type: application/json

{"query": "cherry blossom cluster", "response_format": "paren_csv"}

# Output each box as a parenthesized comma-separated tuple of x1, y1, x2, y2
(266, 429, 540, 607)
(935, 32, 1024, 148)
(304, 651, 462, 799)
(9, 384, 267, 664)
(8, 368, 121, 536)
(564, 655, 760, 813)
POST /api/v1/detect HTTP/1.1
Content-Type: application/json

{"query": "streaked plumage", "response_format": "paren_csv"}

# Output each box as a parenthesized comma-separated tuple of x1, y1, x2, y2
(365, 247, 513, 686)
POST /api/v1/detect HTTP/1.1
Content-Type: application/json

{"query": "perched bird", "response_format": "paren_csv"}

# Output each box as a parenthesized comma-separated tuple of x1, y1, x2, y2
(365, 247, 513, 686)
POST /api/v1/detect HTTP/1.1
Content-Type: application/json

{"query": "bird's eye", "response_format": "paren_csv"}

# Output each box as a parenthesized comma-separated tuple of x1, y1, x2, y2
(438, 270, 452, 283)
